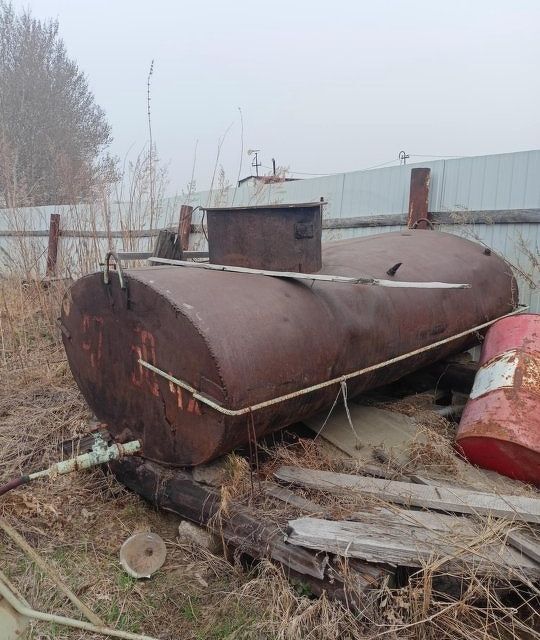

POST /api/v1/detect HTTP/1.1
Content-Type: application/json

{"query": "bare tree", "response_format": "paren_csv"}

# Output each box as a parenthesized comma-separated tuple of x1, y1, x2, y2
(0, 1, 117, 207)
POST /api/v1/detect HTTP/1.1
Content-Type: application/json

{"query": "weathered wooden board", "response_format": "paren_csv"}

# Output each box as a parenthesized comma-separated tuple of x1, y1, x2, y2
(506, 530, 540, 565)
(322, 209, 540, 228)
(274, 466, 540, 524)
(349, 505, 478, 534)
(304, 405, 424, 465)
(285, 517, 540, 579)
(260, 482, 331, 517)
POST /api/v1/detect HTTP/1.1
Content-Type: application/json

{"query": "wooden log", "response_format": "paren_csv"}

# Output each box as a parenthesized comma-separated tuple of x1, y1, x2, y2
(274, 466, 540, 524)
(285, 517, 540, 579)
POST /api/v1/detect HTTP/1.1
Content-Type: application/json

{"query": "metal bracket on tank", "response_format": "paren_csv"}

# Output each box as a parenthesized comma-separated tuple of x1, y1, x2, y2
(103, 252, 127, 290)
(411, 218, 435, 230)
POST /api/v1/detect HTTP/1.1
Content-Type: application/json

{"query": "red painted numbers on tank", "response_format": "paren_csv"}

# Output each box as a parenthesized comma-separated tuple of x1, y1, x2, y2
(131, 328, 201, 414)
(131, 328, 160, 397)
(81, 314, 103, 369)
(168, 380, 202, 415)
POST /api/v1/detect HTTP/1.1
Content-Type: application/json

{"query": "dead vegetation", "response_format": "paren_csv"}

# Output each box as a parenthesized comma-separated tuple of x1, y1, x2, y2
(0, 277, 539, 640)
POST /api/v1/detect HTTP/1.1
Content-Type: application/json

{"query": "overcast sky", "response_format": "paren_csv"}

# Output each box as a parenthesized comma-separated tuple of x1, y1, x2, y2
(14, 0, 540, 195)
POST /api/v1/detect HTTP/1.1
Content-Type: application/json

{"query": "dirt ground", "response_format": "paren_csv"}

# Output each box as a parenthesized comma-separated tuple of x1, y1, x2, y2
(0, 280, 539, 640)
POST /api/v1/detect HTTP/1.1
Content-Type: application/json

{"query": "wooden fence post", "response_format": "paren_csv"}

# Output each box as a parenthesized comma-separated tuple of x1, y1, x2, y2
(178, 205, 194, 252)
(407, 168, 431, 229)
(46, 213, 60, 277)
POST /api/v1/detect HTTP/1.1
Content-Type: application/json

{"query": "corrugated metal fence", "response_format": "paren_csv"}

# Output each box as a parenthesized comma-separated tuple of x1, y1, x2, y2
(0, 150, 538, 310)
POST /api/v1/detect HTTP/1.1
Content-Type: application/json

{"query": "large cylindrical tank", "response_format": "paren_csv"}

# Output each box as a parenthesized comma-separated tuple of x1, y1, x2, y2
(61, 230, 517, 466)
(456, 314, 540, 485)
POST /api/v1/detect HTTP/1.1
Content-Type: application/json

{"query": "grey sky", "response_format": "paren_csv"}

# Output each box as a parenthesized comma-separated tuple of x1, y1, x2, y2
(14, 0, 540, 195)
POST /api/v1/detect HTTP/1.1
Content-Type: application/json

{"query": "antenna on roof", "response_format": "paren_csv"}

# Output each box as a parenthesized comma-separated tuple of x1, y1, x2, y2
(399, 150, 410, 165)
(248, 149, 261, 177)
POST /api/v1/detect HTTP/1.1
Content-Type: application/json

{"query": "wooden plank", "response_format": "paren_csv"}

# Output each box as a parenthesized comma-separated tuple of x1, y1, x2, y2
(177, 205, 193, 252)
(304, 404, 425, 466)
(183, 251, 209, 259)
(285, 517, 540, 579)
(324, 215, 407, 229)
(148, 257, 470, 289)
(116, 251, 153, 260)
(322, 209, 540, 229)
(116, 250, 207, 261)
(506, 530, 540, 564)
(407, 168, 431, 229)
(350, 505, 479, 533)
(274, 466, 540, 524)
(153, 230, 183, 261)
(401, 468, 540, 565)
(260, 482, 331, 517)
(0, 229, 162, 238)
(432, 209, 540, 225)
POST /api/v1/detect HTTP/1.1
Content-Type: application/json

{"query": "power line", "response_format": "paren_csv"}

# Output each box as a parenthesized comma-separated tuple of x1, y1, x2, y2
(409, 154, 463, 158)
(261, 157, 401, 177)
(259, 153, 464, 179)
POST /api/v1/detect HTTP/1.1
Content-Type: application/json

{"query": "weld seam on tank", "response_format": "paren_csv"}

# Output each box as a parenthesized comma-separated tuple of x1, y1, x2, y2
(139, 306, 527, 417)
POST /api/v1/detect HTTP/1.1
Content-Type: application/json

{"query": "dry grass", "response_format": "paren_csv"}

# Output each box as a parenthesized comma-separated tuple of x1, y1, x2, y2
(0, 278, 539, 640)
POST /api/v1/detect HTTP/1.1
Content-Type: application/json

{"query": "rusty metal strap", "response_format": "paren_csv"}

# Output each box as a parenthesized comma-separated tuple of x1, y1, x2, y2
(139, 307, 528, 417)
(147, 257, 470, 289)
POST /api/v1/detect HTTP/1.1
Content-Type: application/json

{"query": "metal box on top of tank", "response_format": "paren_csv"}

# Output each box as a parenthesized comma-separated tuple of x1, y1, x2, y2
(206, 201, 323, 273)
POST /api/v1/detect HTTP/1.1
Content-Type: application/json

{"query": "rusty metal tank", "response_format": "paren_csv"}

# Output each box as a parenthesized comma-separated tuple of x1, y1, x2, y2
(456, 314, 540, 485)
(60, 230, 517, 466)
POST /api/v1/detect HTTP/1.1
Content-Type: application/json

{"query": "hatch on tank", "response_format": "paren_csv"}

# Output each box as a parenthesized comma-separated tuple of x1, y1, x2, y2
(206, 201, 323, 273)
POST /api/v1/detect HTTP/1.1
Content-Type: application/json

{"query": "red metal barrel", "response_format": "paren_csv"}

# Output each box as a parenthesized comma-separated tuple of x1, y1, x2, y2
(456, 314, 540, 485)
(61, 230, 516, 467)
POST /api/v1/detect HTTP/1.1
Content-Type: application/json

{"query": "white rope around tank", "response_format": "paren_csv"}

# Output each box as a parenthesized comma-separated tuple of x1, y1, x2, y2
(138, 306, 527, 417)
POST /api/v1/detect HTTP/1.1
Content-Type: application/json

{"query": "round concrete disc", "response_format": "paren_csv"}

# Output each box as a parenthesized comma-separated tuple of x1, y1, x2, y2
(119, 532, 167, 579)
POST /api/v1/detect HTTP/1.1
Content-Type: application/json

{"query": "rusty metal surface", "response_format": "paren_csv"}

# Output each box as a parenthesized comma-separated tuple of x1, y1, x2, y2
(207, 202, 323, 273)
(407, 168, 431, 230)
(62, 230, 517, 466)
(457, 314, 540, 485)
